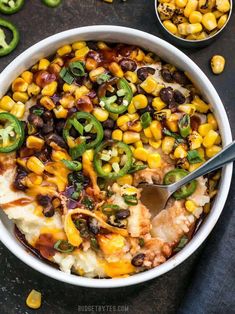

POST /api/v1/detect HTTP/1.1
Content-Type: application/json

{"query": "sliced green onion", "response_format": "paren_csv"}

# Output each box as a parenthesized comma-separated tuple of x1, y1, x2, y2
(128, 164, 147, 174)
(102, 204, 120, 216)
(140, 112, 152, 129)
(69, 142, 86, 160)
(54, 240, 74, 253)
(81, 196, 94, 210)
(123, 194, 138, 206)
(59, 67, 74, 84)
(62, 159, 82, 171)
(139, 238, 145, 247)
(178, 114, 190, 138)
(187, 150, 203, 164)
(70, 118, 84, 135)
(69, 61, 85, 77)
(32, 108, 44, 116)
(173, 235, 188, 252)
(163, 128, 185, 144)
(96, 73, 111, 85)
(90, 237, 99, 250)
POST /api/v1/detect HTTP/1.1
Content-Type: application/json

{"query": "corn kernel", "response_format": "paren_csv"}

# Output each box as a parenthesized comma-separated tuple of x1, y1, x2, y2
(140, 76, 158, 94)
(189, 162, 203, 172)
(128, 121, 142, 133)
(40, 96, 55, 110)
(85, 58, 98, 71)
(189, 11, 203, 23)
(27, 173, 43, 186)
(10, 102, 25, 118)
(72, 41, 86, 50)
(109, 62, 124, 78)
(41, 81, 58, 97)
(176, 0, 187, 7)
(132, 94, 148, 110)
(38, 58, 50, 70)
(27, 83, 41, 96)
(147, 153, 161, 169)
(213, 10, 224, 18)
(133, 147, 149, 161)
(13, 92, 29, 103)
(26, 289, 42, 309)
(112, 129, 123, 141)
(127, 101, 137, 114)
(178, 104, 196, 115)
(217, 14, 227, 29)
(189, 131, 203, 149)
(12, 77, 28, 92)
(123, 131, 140, 144)
(26, 136, 45, 150)
(103, 163, 112, 174)
(207, 113, 218, 130)
(162, 136, 175, 154)
(135, 48, 145, 61)
(192, 96, 210, 113)
(184, 0, 198, 18)
(117, 174, 133, 186)
(174, 144, 187, 158)
(198, 123, 213, 136)
(75, 46, 90, 59)
(163, 20, 178, 34)
(117, 115, 130, 127)
(210, 55, 225, 75)
(97, 41, 110, 50)
(134, 140, 143, 148)
(53, 105, 68, 119)
(178, 22, 190, 35)
(51, 150, 71, 161)
(198, 0, 215, 13)
(149, 139, 162, 149)
(202, 13, 217, 31)
(27, 157, 45, 175)
(89, 67, 106, 82)
(185, 200, 197, 213)
(152, 97, 166, 111)
(206, 145, 222, 157)
(93, 107, 109, 122)
(203, 129, 218, 148)
(21, 71, 33, 84)
(150, 120, 162, 140)
(57, 45, 72, 56)
(216, 0, 230, 12)
(124, 71, 138, 83)
(186, 23, 203, 34)
(143, 127, 153, 139)
(0, 96, 15, 111)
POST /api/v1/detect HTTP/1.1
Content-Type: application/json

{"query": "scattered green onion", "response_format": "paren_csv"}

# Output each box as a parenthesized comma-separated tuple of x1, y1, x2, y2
(178, 114, 190, 138)
(128, 164, 147, 174)
(102, 204, 120, 216)
(140, 112, 152, 129)
(69, 61, 85, 77)
(54, 240, 74, 253)
(187, 150, 203, 164)
(69, 142, 86, 160)
(32, 108, 44, 116)
(139, 238, 145, 247)
(163, 128, 185, 144)
(96, 73, 111, 85)
(62, 159, 82, 171)
(123, 194, 138, 206)
(81, 196, 94, 210)
(173, 235, 188, 252)
(59, 67, 74, 84)
(70, 118, 84, 135)
(90, 237, 99, 250)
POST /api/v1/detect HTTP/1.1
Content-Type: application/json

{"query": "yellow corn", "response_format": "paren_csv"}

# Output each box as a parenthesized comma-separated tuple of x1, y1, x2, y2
(57, 44, 72, 56)
(74, 86, 90, 99)
(185, 200, 197, 213)
(89, 67, 106, 82)
(27, 173, 43, 186)
(202, 129, 218, 148)
(196, 31, 208, 40)
(135, 48, 145, 61)
(112, 129, 123, 141)
(134, 140, 143, 149)
(140, 76, 158, 94)
(210, 55, 225, 75)
(124, 71, 138, 83)
(198, 0, 215, 13)
(13, 92, 29, 103)
(215, 134, 221, 145)
(176, 0, 187, 7)
(59, 94, 75, 108)
(216, 0, 230, 12)
(93, 107, 109, 122)
(117, 115, 130, 128)
(26, 289, 42, 309)
(109, 62, 124, 78)
(144, 52, 155, 63)
(162, 136, 175, 154)
(189, 131, 203, 149)
(186, 23, 203, 34)
(178, 104, 196, 115)
(97, 41, 110, 50)
(152, 84, 165, 97)
(149, 139, 162, 149)
(166, 119, 178, 133)
(198, 123, 213, 136)
(27, 157, 45, 175)
(192, 96, 210, 113)
(189, 11, 203, 23)
(133, 147, 149, 161)
(26, 136, 45, 150)
(174, 144, 187, 158)
(133, 94, 148, 110)
(86, 57, 98, 71)
(51, 150, 71, 161)
(178, 22, 190, 35)
(63, 83, 76, 93)
(147, 153, 161, 169)
(51, 57, 64, 67)
(189, 162, 203, 172)
(10, 102, 25, 118)
(213, 10, 224, 18)
(12, 77, 28, 92)
(41, 81, 58, 97)
(158, 3, 176, 20)
(40, 96, 55, 110)
(143, 127, 153, 139)
(117, 174, 133, 186)
(21, 71, 33, 84)
(206, 145, 222, 158)
(0, 96, 15, 111)
(128, 121, 142, 133)
(127, 101, 136, 114)
(152, 97, 166, 111)
(184, 0, 198, 17)
(53, 105, 68, 119)
(102, 163, 112, 174)
(150, 120, 162, 140)
(207, 113, 218, 130)
(72, 41, 86, 50)
(217, 14, 228, 29)
(27, 83, 41, 96)
(202, 13, 217, 31)
(123, 131, 140, 144)
(38, 58, 50, 70)
(163, 20, 178, 34)
(75, 46, 90, 59)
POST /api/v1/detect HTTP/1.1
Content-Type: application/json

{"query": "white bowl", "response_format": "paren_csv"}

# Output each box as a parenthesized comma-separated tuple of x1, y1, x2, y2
(0, 25, 232, 288)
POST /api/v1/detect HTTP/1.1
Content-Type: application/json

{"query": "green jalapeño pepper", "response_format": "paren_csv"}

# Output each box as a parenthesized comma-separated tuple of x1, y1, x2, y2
(0, 112, 24, 153)
(100, 78, 133, 114)
(42, 0, 62, 8)
(163, 169, 197, 200)
(178, 114, 190, 138)
(0, 18, 19, 57)
(63, 112, 104, 160)
(0, 0, 24, 15)
(94, 141, 132, 179)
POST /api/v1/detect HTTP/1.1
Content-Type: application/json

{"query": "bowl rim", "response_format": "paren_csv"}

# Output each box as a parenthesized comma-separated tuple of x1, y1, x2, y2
(154, 0, 233, 44)
(0, 25, 232, 288)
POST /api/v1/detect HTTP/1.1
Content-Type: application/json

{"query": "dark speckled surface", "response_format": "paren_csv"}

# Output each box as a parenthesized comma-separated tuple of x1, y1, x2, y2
(0, 1, 234, 313)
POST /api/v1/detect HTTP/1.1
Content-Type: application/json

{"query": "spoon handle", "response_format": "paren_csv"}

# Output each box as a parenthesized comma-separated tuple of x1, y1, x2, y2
(171, 140, 235, 193)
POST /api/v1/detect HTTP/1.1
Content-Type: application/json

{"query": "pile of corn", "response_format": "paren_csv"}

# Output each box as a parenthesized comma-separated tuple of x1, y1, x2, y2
(157, 0, 231, 40)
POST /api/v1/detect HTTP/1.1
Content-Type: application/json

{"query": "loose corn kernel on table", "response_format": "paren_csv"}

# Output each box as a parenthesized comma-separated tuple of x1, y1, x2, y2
(0, 1, 234, 313)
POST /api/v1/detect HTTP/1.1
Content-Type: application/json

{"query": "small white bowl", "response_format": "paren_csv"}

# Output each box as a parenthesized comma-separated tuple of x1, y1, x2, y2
(0, 25, 232, 288)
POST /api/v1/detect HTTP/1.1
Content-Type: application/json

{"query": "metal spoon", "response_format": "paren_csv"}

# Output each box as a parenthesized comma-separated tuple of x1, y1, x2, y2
(139, 141, 235, 215)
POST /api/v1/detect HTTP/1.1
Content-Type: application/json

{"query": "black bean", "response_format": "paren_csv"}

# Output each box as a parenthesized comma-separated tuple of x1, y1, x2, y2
(45, 133, 67, 149)
(41, 120, 54, 134)
(159, 87, 174, 105)
(28, 113, 43, 129)
(173, 90, 186, 104)
(87, 41, 98, 51)
(43, 206, 55, 218)
(55, 120, 65, 135)
(173, 71, 189, 85)
(161, 68, 174, 83)
(139, 105, 155, 117)
(88, 218, 100, 235)
(37, 195, 55, 217)
(13, 167, 27, 191)
(131, 253, 145, 267)
(67, 107, 78, 118)
(35, 147, 51, 162)
(137, 67, 155, 81)
(115, 209, 130, 220)
(136, 84, 146, 95)
(119, 58, 137, 72)
(107, 215, 127, 228)
(104, 129, 112, 139)
(102, 118, 115, 129)
(42, 110, 53, 122)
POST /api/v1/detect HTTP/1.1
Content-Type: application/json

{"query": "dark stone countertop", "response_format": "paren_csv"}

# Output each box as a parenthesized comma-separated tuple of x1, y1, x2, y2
(0, 1, 234, 313)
